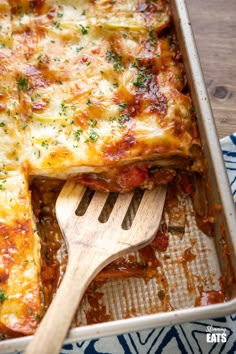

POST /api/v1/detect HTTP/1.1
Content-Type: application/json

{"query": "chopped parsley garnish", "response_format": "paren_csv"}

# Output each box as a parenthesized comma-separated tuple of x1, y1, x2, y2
(86, 99, 92, 106)
(118, 114, 130, 125)
(109, 117, 116, 124)
(41, 141, 49, 149)
(0, 289, 8, 302)
(16, 5, 23, 14)
(114, 62, 125, 72)
(57, 12, 63, 18)
(0, 180, 6, 190)
(89, 130, 99, 142)
(131, 61, 148, 72)
(74, 129, 83, 141)
(131, 62, 138, 69)
(106, 50, 116, 62)
(76, 46, 83, 53)
(106, 50, 125, 72)
(149, 26, 156, 46)
(59, 99, 68, 116)
(31, 92, 41, 102)
(17, 76, 30, 91)
(118, 103, 127, 111)
(189, 106, 195, 112)
(79, 24, 89, 35)
(139, 66, 149, 72)
(133, 73, 153, 89)
(53, 21, 61, 30)
(37, 53, 43, 66)
(34, 314, 41, 321)
(89, 119, 97, 128)
(0, 122, 5, 127)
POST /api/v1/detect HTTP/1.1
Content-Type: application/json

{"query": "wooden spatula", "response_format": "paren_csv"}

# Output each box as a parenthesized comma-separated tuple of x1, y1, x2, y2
(25, 181, 167, 354)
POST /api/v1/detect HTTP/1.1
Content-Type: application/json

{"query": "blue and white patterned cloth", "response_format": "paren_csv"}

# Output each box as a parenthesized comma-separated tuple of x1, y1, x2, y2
(59, 134, 236, 354)
(222, 134, 236, 204)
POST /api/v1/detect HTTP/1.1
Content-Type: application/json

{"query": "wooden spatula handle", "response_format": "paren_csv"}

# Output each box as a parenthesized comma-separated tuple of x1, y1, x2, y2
(25, 247, 109, 354)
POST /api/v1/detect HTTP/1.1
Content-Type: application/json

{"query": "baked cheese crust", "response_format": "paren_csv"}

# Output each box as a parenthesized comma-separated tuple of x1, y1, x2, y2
(6, 0, 203, 180)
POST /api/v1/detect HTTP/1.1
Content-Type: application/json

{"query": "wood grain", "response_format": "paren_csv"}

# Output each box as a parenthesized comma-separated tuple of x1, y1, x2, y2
(186, 0, 236, 138)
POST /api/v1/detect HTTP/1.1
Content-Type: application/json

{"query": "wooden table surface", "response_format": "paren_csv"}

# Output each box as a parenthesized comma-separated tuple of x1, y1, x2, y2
(186, 0, 236, 139)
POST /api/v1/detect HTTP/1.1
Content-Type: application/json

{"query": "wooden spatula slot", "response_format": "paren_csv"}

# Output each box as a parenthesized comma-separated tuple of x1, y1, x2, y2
(98, 192, 119, 223)
(121, 189, 145, 230)
(75, 187, 95, 216)
(75, 188, 145, 229)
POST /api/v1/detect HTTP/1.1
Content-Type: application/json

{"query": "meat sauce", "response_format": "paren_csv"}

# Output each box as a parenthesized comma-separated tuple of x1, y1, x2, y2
(75, 164, 177, 193)
(29, 172, 222, 325)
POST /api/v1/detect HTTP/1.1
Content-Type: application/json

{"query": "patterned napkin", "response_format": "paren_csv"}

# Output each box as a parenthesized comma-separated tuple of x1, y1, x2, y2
(221, 134, 236, 204)
(59, 134, 236, 354)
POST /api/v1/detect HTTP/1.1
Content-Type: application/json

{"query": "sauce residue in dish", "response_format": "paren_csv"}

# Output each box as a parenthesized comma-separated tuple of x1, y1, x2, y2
(195, 288, 226, 307)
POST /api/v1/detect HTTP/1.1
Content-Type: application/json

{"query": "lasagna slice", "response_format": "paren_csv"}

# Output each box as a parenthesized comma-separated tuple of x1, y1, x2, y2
(0, 5, 42, 337)
(0, 171, 42, 337)
(0, 12, 24, 176)
(9, 0, 203, 191)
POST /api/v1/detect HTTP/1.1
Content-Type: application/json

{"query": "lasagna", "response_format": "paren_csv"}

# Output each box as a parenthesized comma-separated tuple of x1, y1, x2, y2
(0, 0, 205, 337)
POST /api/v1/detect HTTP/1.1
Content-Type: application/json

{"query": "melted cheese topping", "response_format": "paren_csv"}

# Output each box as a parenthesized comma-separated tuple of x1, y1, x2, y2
(1, 0, 201, 177)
